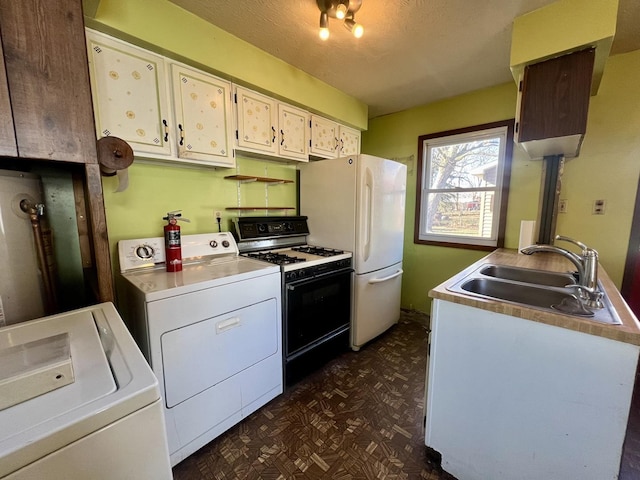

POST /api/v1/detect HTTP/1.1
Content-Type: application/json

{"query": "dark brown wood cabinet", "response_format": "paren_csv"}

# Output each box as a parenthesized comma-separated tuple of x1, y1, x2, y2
(515, 48, 595, 159)
(0, 31, 17, 157)
(0, 0, 114, 305)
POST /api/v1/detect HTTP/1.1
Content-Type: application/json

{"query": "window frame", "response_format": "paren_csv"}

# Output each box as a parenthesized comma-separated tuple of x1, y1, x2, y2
(414, 119, 514, 251)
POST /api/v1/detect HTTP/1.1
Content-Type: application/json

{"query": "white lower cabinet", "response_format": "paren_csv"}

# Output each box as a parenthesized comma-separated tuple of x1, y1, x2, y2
(426, 299, 639, 480)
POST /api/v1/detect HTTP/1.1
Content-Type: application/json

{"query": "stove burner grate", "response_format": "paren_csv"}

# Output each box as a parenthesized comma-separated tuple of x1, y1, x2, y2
(247, 251, 306, 265)
(291, 245, 345, 257)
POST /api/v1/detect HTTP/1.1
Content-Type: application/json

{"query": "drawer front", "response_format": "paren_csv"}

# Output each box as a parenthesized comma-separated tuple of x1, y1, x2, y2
(161, 298, 279, 408)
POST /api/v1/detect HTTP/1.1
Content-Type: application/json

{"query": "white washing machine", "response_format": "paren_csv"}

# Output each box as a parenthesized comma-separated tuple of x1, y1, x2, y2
(0, 302, 172, 479)
(117, 232, 283, 466)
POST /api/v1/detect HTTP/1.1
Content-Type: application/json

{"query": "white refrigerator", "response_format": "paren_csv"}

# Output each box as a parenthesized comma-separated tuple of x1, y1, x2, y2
(299, 154, 407, 350)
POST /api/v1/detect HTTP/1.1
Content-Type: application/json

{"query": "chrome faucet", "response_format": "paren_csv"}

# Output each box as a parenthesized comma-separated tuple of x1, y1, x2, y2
(520, 234, 603, 309)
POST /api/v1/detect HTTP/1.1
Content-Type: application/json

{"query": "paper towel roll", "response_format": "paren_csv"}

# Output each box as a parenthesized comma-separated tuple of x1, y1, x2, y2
(518, 220, 537, 253)
(97, 136, 134, 192)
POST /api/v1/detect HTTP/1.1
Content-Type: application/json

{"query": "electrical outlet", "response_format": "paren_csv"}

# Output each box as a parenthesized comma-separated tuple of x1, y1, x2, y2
(214, 211, 222, 219)
(593, 199, 606, 215)
(558, 199, 568, 213)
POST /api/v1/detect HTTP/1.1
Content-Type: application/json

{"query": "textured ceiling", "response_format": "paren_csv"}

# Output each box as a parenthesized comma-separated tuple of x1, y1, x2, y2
(169, 0, 640, 119)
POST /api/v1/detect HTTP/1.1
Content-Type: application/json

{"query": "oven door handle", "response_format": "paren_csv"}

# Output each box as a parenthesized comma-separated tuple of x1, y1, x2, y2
(368, 269, 403, 284)
(286, 268, 352, 290)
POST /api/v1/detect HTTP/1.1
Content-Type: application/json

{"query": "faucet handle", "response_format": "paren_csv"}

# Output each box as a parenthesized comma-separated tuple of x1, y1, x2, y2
(555, 234, 589, 252)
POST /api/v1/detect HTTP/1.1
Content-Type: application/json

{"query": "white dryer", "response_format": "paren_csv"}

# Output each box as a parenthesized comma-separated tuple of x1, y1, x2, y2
(117, 232, 283, 466)
(0, 302, 172, 479)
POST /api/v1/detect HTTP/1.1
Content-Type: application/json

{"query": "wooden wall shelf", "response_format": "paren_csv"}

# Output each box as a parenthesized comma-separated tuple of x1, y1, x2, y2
(225, 207, 295, 211)
(224, 174, 293, 185)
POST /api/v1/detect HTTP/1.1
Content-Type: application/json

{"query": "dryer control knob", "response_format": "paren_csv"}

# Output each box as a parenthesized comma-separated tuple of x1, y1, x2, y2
(222, 240, 230, 248)
(210, 240, 218, 248)
(135, 245, 154, 259)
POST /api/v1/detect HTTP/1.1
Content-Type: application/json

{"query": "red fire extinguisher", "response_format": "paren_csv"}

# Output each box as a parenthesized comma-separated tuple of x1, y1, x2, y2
(163, 210, 189, 272)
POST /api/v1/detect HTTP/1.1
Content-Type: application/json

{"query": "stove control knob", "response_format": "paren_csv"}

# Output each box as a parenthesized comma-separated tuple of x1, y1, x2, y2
(298, 269, 306, 278)
(135, 245, 154, 259)
(222, 240, 230, 248)
(284, 222, 293, 231)
(257, 224, 267, 233)
(288, 271, 297, 280)
(209, 240, 218, 248)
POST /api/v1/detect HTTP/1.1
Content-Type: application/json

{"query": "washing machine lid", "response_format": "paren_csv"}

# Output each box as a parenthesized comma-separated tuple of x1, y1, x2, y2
(0, 303, 160, 477)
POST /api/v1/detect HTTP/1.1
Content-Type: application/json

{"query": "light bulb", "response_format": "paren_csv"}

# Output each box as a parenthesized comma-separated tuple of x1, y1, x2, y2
(319, 11, 329, 40)
(335, 3, 347, 20)
(344, 17, 364, 38)
(352, 23, 363, 38)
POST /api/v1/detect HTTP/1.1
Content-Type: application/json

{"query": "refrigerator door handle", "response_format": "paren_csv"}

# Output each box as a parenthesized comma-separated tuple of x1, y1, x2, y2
(362, 167, 373, 261)
(368, 269, 403, 284)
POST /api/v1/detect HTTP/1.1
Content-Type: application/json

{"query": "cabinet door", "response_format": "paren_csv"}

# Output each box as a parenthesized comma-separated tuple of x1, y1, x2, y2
(516, 48, 595, 159)
(234, 86, 277, 155)
(310, 114, 339, 158)
(277, 103, 309, 162)
(171, 63, 234, 167)
(0, 0, 97, 163)
(339, 125, 361, 156)
(86, 29, 172, 157)
(0, 32, 16, 157)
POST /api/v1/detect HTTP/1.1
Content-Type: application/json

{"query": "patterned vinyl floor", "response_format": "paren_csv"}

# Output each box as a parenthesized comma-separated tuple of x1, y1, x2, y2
(172, 311, 455, 480)
(172, 310, 640, 480)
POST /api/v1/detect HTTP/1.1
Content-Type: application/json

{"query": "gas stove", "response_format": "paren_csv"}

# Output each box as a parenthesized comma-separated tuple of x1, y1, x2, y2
(232, 216, 353, 386)
(233, 216, 352, 280)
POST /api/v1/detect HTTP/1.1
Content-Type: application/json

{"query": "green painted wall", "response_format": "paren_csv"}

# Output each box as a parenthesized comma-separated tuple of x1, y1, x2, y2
(362, 83, 542, 313)
(556, 50, 640, 287)
(362, 50, 640, 313)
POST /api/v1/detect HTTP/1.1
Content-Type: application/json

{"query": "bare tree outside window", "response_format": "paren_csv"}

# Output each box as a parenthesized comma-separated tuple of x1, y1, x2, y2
(415, 120, 514, 249)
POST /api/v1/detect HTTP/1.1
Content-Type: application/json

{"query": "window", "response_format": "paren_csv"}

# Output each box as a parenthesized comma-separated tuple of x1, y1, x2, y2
(415, 120, 514, 249)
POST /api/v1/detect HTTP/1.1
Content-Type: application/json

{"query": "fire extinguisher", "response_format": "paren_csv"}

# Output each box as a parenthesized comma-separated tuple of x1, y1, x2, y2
(163, 210, 190, 272)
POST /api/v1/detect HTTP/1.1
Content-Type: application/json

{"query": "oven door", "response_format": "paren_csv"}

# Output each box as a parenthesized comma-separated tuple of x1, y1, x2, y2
(285, 268, 352, 357)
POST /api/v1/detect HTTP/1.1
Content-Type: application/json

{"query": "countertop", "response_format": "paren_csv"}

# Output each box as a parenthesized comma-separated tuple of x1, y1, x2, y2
(429, 248, 640, 346)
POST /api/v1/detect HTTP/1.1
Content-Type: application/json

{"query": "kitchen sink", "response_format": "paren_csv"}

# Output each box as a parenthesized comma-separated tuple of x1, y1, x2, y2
(459, 278, 581, 311)
(479, 264, 576, 288)
(446, 265, 623, 325)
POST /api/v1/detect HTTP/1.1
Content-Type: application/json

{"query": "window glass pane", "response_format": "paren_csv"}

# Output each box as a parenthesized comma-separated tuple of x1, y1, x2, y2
(424, 191, 495, 238)
(428, 138, 501, 189)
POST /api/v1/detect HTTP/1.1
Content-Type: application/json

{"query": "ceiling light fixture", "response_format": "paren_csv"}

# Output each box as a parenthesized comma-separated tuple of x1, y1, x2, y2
(316, 0, 364, 40)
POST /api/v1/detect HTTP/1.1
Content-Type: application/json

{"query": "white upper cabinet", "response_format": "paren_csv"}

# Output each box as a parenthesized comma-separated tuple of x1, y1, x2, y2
(310, 114, 339, 158)
(234, 86, 310, 162)
(339, 124, 361, 156)
(277, 103, 309, 162)
(170, 63, 234, 166)
(86, 29, 235, 168)
(86, 29, 172, 157)
(234, 86, 278, 156)
(310, 114, 360, 158)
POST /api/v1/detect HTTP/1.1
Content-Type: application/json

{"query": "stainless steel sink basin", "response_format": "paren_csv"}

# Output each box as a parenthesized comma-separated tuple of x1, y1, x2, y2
(446, 264, 623, 325)
(479, 264, 576, 288)
(459, 278, 589, 314)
